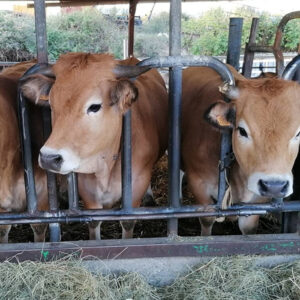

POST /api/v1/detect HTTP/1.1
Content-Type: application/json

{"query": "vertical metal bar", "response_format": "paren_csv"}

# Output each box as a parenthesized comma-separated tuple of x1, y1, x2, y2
(227, 18, 243, 71)
(34, 0, 48, 64)
(217, 18, 243, 208)
(17, 92, 38, 213)
(34, 0, 60, 242)
(122, 111, 132, 211)
(242, 18, 259, 77)
(68, 173, 79, 210)
(128, 0, 138, 56)
(168, 0, 182, 236)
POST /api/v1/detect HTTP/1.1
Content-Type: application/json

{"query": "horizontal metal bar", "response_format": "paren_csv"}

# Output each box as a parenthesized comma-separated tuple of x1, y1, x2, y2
(247, 45, 273, 53)
(0, 201, 299, 225)
(1, 234, 300, 261)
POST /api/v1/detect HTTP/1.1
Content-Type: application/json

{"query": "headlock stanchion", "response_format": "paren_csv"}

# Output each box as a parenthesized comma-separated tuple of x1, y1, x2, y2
(8, 55, 300, 232)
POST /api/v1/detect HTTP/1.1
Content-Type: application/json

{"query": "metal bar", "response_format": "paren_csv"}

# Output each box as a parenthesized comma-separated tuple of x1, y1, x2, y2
(242, 17, 259, 77)
(274, 11, 300, 76)
(34, 0, 48, 64)
(247, 45, 273, 53)
(218, 18, 243, 209)
(227, 17, 243, 71)
(67, 173, 79, 210)
(0, 234, 300, 261)
(34, 0, 60, 242)
(282, 54, 300, 80)
(139, 55, 235, 211)
(167, 0, 182, 236)
(0, 201, 300, 225)
(17, 91, 38, 213)
(128, 0, 138, 56)
(121, 111, 132, 211)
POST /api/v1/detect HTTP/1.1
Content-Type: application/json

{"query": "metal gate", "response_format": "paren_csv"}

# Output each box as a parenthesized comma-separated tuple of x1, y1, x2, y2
(1, 0, 300, 261)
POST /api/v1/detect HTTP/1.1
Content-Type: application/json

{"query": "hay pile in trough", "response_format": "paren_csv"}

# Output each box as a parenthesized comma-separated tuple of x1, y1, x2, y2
(1, 256, 300, 299)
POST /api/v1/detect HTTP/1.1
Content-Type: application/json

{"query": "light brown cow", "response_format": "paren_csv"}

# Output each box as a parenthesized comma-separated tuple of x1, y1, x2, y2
(0, 61, 48, 242)
(20, 53, 168, 239)
(182, 66, 300, 235)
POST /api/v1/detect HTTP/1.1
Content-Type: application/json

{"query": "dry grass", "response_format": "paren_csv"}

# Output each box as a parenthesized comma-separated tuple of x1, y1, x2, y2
(1, 255, 300, 299)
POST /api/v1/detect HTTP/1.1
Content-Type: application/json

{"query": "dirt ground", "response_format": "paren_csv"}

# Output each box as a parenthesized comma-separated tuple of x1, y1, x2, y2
(9, 155, 280, 243)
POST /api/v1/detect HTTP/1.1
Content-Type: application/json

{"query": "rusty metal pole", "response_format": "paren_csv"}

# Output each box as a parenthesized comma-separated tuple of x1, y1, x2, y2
(242, 17, 259, 77)
(128, 0, 138, 56)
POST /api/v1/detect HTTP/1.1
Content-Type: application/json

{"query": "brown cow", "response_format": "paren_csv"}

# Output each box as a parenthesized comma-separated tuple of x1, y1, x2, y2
(0, 61, 48, 242)
(20, 53, 168, 239)
(182, 66, 300, 235)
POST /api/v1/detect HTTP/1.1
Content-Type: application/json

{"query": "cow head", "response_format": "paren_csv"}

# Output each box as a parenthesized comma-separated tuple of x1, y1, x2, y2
(206, 78, 300, 198)
(20, 53, 149, 174)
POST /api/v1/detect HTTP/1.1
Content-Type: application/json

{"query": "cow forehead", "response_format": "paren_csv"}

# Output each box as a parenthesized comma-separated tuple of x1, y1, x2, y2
(51, 53, 117, 103)
(236, 79, 300, 129)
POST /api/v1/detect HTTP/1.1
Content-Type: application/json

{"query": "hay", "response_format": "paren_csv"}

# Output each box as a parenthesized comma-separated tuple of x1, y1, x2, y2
(1, 256, 300, 299)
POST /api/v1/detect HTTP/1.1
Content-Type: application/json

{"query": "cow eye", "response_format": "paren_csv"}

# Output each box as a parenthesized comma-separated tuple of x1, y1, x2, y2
(87, 104, 102, 114)
(237, 126, 248, 138)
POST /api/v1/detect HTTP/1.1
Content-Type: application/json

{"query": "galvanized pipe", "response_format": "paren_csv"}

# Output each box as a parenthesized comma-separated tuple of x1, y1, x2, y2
(282, 54, 300, 80)
(227, 18, 243, 71)
(121, 110, 132, 211)
(0, 201, 299, 225)
(33, 0, 61, 242)
(67, 173, 79, 210)
(167, 0, 182, 236)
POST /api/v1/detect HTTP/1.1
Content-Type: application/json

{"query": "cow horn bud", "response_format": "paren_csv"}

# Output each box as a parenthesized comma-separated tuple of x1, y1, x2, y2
(219, 83, 239, 99)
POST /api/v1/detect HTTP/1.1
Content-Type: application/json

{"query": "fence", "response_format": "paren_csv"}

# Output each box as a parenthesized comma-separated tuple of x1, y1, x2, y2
(0, 0, 300, 260)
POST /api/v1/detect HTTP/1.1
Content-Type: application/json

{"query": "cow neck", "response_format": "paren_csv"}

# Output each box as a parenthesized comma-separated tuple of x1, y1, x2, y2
(93, 131, 122, 192)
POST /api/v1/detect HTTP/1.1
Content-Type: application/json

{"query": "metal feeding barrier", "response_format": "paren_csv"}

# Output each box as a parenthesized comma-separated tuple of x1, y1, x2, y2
(1, 0, 300, 260)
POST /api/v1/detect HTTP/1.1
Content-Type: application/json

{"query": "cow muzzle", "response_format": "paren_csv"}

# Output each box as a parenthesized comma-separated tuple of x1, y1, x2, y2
(248, 172, 293, 198)
(39, 146, 80, 174)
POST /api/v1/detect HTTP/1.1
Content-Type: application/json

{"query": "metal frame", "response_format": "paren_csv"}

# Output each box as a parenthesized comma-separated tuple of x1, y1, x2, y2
(2, 0, 300, 259)
(242, 11, 300, 77)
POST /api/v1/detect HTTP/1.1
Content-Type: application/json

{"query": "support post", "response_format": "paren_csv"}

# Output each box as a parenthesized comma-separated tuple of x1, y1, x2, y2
(128, 0, 138, 56)
(168, 0, 182, 236)
(227, 18, 243, 71)
(34, 0, 60, 242)
(242, 18, 259, 77)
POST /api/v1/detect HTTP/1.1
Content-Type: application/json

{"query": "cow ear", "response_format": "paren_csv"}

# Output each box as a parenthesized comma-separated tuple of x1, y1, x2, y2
(19, 74, 54, 106)
(205, 101, 235, 129)
(110, 79, 138, 113)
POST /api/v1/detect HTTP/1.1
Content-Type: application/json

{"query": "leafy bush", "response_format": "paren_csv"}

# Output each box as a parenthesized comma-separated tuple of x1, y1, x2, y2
(0, 11, 35, 61)
(47, 8, 126, 60)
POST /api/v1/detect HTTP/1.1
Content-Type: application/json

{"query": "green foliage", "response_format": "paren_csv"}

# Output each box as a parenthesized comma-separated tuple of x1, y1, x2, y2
(47, 8, 126, 60)
(182, 8, 229, 56)
(182, 6, 299, 56)
(183, 8, 229, 55)
(0, 11, 35, 61)
(0, 7, 299, 61)
(141, 12, 169, 34)
(134, 33, 169, 57)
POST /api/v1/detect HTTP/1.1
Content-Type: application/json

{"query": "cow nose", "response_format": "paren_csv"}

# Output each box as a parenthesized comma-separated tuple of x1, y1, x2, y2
(258, 180, 289, 198)
(39, 152, 63, 171)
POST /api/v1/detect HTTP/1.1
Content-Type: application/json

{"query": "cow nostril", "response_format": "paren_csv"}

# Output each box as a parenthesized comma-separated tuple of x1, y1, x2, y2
(258, 179, 289, 197)
(259, 180, 268, 193)
(39, 152, 63, 171)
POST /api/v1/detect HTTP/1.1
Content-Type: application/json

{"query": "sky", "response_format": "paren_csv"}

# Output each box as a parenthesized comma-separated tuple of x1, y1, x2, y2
(0, 0, 299, 17)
